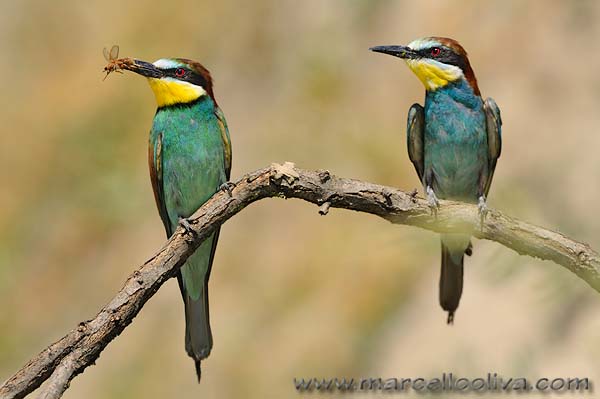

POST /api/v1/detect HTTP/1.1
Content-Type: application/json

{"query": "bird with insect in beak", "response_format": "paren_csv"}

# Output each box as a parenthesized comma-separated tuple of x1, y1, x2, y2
(370, 37, 502, 324)
(107, 56, 232, 381)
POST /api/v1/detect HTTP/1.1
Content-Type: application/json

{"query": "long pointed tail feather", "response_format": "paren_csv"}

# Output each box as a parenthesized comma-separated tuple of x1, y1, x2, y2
(184, 286, 213, 360)
(194, 360, 202, 383)
(179, 230, 220, 382)
(184, 285, 212, 381)
(439, 239, 465, 324)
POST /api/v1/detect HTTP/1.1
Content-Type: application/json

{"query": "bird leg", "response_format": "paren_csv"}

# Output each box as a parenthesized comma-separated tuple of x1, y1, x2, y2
(219, 181, 236, 197)
(426, 186, 440, 216)
(477, 195, 488, 229)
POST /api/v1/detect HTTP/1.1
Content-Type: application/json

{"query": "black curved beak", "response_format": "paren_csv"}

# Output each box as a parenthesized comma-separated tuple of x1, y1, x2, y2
(369, 45, 419, 60)
(124, 60, 164, 78)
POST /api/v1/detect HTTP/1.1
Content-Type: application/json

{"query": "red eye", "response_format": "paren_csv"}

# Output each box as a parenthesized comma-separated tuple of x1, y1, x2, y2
(175, 68, 186, 77)
(431, 47, 441, 57)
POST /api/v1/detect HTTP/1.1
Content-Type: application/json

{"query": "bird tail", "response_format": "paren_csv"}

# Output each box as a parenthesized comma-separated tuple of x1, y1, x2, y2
(178, 230, 220, 382)
(439, 234, 468, 324)
(183, 284, 212, 382)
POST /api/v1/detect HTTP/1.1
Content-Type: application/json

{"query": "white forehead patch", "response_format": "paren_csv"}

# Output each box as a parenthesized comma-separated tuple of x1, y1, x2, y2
(153, 58, 181, 69)
(407, 38, 441, 51)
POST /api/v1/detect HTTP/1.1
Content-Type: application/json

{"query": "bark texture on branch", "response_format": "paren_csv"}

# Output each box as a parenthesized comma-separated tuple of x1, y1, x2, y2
(2, 162, 599, 399)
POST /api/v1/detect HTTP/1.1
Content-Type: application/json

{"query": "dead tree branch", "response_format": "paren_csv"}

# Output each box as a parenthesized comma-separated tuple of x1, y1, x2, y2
(2, 162, 599, 399)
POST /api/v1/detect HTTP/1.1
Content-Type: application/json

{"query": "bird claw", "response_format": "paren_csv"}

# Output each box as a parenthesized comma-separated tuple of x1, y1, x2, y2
(426, 186, 440, 216)
(219, 181, 236, 197)
(178, 217, 196, 237)
(478, 195, 488, 229)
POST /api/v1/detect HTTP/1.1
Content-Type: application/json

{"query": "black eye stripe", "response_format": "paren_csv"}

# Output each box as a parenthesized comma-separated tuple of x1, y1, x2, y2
(418, 47, 467, 71)
(163, 68, 186, 77)
(162, 68, 208, 88)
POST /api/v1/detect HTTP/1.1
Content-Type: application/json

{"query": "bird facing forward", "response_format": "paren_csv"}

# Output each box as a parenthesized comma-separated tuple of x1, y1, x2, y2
(115, 57, 232, 381)
(370, 37, 502, 323)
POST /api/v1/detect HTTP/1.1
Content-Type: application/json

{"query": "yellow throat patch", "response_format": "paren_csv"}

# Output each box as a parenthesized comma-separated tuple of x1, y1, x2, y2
(147, 77, 206, 107)
(406, 59, 463, 91)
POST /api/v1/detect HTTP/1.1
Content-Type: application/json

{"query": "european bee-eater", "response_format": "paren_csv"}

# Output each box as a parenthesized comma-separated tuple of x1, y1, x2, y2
(118, 58, 232, 380)
(370, 37, 502, 323)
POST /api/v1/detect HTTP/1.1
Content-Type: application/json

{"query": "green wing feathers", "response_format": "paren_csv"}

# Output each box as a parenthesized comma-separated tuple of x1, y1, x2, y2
(407, 103, 425, 183)
(483, 98, 502, 196)
(215, 107, 232, 179)
(148, 132, 172, 236)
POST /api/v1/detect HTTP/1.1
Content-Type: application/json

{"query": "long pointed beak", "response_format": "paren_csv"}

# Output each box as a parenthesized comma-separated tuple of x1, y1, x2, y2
(369, 45, 419, 60)
(122, 60, 164, 78)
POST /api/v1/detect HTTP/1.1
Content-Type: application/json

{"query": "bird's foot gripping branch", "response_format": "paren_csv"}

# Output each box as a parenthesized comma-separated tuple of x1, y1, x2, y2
(2, 162, 600, 399)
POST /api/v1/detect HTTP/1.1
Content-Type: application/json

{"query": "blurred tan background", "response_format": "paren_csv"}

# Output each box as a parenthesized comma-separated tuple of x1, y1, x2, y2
(2, 0, 600, 398)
